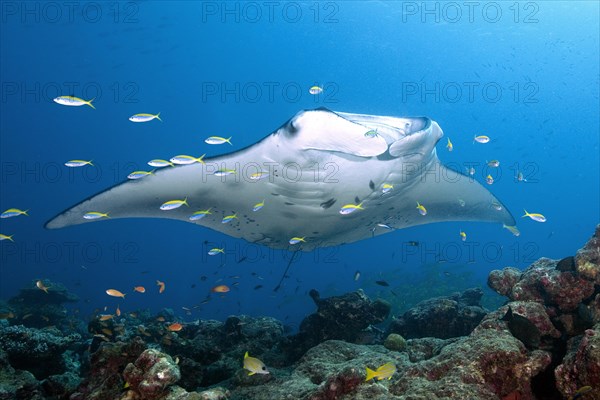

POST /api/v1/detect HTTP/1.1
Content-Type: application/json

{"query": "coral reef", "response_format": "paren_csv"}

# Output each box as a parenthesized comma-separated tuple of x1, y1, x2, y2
(0, 224, 599, 399)
(386, 287, 487, 339)
(0, 324, 81, 379)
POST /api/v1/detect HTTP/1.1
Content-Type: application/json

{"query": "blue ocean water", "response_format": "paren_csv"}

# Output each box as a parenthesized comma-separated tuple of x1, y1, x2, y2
(0, 1, 598, 329)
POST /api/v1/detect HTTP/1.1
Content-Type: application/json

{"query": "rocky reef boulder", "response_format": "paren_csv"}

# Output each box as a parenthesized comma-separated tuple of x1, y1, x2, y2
(281, 289, 390, 362)
(386, 287, 487, 339)
(555, 323, 600, 399)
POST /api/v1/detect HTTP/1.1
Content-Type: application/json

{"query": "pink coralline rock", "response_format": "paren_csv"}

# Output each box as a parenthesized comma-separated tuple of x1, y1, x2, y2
(489, 258, 595, 312)
(574, 224, 600, 283)
(123, 349, 181, 399)
(487, 267, 521, 297)
(555, 324, 600, 399)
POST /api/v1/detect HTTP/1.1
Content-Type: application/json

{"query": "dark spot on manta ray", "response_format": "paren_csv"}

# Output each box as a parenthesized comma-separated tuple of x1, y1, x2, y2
(355, 196, 360, 204)
(312, 231, 319, 234)
(281, 212, 298, 219)
(271, 193, 280, 196)
(285, 202, 295, 206)
(320, 198, 336, 209)
(369, 180, 375, 190)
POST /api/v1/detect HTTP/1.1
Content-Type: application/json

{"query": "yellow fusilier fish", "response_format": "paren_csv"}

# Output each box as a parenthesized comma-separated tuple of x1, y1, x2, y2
(160, 198, 189, 211)
(309, 85, 323, 95)
(339, 203, 364, 215)
(129, 112, 162, 123)
(446, 137, 453, 151)
(486, 175, 494, 185)
(106, 289, 126, 298)
(243, 352, 270, 376)
(222, 213, 237, 224)
(252, 200, 265, 212)
(503, 224, 521, 237)
(473, 135, 490, 144)
(364, 130, 378, 138)
(0, 234, 15, 242)
(487, 160, 500, 167)
(54, 95, 96, 109)
(570, 386, 593, 400)
(214, 169, 236, 176)
(208, 248, 225, 256)
(416, 202, 427, 216)
(189, 208, 212, 221)
(522, 210, 546, 223)
(83, 211, 109, 220)
(170, 154, 206, 165)
(459, 231, 467, 241)
(205, 136, 232, 145)
(148, 159, 174, 168)
(249, 171, 269, 181)
(382, 184, 393, 194)
(365, 362, 396, 381)
(1, 208, 28, 218)
(127, 170, 154, 180)
(65, 160, 93, 167)
(289, 237, 306, 245)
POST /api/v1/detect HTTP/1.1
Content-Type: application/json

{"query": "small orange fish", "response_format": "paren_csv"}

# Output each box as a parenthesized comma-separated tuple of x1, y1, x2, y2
(156, 280, 165, 293)
(156, 316, 166, 322)
(116, 305, 121, 317)
(168, 323, 183, 332)
(133, 286, 146, 293)
(211, 285, 230, 293)
(36, 280, 49, 293)
(99, 314, 114, 321)
(101, 328, 113, 336)
(0, 312, 15, 319)
(106, 289, 125, 298)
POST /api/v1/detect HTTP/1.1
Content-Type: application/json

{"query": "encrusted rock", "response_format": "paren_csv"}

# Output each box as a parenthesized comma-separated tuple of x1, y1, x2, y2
(386, 288, 487, 339)
(490, 258, 595, 312)
(555, 323, 600, 399)
(383, 333, 406, 352)
(575, 224, 600, 282)
(282, 290, 390, 362)
(123, 348, 181, 399)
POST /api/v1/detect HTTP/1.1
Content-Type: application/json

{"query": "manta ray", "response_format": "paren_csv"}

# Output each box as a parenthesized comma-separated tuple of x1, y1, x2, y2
(46, 108, 515, 251)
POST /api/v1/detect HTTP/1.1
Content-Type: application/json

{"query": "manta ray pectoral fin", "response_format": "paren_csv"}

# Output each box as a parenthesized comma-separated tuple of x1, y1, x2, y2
(405, 162, 516, 227)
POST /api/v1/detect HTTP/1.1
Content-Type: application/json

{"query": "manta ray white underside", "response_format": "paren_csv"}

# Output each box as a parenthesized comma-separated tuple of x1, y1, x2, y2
(46, 108, 515, 251)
